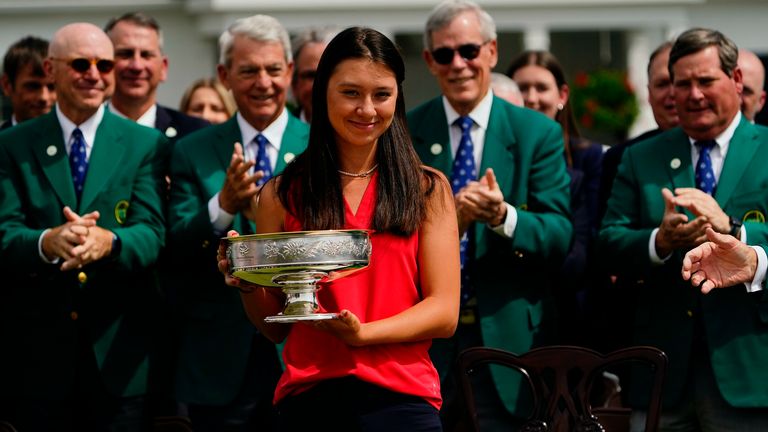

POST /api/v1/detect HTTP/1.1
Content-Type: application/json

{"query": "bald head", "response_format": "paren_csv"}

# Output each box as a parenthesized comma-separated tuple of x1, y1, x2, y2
(50, 23, 113, 59)
(738, 48, 766, 121)
(46, 22, 114, 124)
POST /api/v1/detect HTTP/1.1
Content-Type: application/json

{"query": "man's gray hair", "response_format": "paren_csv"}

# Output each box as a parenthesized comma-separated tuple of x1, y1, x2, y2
(491, 72, 520, 93)
(669, 28, 738, 81)
(218, 14, 292, 66)
(292, 26, 341, 62)
(423, 0, 496, 51)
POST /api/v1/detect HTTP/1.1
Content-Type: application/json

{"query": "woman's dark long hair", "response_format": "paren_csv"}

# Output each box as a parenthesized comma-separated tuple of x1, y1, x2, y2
(277, 26, 434, 235)
(507, 50, 581, 167)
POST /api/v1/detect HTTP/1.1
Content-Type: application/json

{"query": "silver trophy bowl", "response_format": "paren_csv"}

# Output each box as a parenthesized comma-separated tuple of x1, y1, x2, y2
(224, 229, 372, 323)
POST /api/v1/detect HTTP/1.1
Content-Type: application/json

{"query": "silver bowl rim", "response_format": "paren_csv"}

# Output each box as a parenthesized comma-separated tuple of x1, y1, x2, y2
(222, 228, 372, 243)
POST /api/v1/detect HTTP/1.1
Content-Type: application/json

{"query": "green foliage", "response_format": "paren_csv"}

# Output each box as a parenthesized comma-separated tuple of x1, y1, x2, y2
(570, 69, 639, 138)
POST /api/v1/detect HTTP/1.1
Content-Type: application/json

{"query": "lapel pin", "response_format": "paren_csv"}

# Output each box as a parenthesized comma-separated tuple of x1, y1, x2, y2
(165, 127, 177, 138)
(283, 152, 295, 164)
(670, 158, 681, 169)
(46, 145, 57, 156)
(430, 143, 442, 155)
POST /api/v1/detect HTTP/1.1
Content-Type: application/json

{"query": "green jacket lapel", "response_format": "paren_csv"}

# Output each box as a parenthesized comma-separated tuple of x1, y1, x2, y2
(275, 113, 309, 172)
(663, 128, 695, 191)
(475, 97, 516, 258)
(715, 117, 759, 206)
(33, 111, 77, 208)
(79, 112, 126, 211)
(412, 99, 452, 175)
(209, 117, 252, 233)
(214, 116, 242, 170)
(479, 97, 516, 196)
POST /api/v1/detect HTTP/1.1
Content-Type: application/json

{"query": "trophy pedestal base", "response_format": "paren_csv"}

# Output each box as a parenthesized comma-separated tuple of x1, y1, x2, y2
(264, 312, 339, 324)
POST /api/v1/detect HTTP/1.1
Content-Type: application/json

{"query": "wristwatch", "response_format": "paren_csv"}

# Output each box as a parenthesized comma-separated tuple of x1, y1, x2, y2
(111, 233, 122, 257)
(728, 216, 743, 237)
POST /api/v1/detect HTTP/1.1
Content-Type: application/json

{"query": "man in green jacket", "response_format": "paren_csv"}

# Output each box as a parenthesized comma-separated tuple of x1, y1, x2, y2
(407, 1, 572, 429)
(0, 22, 169, 430)
(167, 14, 309, 432)
(600, 28, 768, 430)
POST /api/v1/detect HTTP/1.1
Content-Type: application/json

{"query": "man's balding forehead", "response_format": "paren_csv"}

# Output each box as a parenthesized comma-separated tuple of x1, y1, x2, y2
(50, 22, 113, 57)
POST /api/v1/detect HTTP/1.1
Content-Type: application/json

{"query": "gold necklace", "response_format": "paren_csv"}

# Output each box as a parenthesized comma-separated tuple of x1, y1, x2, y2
(337, 164, 378, 178)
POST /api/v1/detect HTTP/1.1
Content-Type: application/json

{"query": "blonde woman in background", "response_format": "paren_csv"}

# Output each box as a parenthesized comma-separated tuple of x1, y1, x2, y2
(179, 78, 236, 124)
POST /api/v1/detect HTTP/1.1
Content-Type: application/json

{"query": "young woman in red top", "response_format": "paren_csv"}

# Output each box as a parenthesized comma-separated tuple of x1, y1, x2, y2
(218, 27, 459, 431)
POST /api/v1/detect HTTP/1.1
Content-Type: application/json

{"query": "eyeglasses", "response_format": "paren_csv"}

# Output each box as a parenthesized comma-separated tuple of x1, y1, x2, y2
(430, 42, 487, 65)
(52, 57, 115, 74)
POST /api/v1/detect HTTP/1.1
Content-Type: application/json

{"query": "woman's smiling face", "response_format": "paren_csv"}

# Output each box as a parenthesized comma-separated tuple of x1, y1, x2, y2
(326, 58, 397, 150)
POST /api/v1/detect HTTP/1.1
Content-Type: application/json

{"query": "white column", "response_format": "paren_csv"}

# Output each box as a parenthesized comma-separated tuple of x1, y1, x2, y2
(626, 30, 655, 139)
(523, 25, 549, 51)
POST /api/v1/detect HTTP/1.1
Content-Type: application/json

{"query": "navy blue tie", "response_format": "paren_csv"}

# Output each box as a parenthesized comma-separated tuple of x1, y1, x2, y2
(695, 140, 717, 195)
(254, 134, 273, 187)
(69, 128, 88, 202)
(451, 116, 477, 306)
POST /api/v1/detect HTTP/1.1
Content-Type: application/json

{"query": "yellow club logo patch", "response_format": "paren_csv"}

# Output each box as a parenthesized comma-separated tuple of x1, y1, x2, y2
(114, 200, 130, 224)
(743, 210, 765, 223)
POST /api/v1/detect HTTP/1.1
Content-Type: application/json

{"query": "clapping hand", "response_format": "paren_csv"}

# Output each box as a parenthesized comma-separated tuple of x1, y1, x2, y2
(682, 227, 757, 293)
(655, 188, 711, 257)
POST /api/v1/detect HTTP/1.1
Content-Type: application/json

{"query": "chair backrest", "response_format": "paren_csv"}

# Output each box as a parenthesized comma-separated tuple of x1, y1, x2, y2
(153, 416, 194, 432)
(457, 345, 667, 432)
(0, 421, 17, 432)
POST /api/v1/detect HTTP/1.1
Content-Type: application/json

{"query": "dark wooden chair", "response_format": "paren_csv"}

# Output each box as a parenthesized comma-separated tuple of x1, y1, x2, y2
(457, 345, 667, 432)
(0, 421, 17, 432)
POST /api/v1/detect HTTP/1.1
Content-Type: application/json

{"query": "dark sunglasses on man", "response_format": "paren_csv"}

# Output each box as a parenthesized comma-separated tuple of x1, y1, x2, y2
(51, 57, 116, 74)
(430, 42, 487, 65)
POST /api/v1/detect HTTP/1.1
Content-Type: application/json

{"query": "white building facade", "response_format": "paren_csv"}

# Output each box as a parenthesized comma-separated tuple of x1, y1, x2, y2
(1, 0, 765, 138)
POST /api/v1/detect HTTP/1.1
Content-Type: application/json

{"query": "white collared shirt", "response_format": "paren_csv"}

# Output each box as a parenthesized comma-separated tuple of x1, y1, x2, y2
(237, 109, 287, 174)
(108, 102, 157, 129)
(443, 90, 492, 166)
(55, 103, 105, 161)
(686, 110, 741, 180)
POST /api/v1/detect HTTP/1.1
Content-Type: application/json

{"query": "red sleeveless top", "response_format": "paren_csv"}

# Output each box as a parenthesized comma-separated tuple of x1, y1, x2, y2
(274, 172, 441, 409)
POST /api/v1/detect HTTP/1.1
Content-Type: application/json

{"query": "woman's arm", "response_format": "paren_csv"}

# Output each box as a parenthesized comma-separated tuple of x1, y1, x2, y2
(321, 171, 460, 346)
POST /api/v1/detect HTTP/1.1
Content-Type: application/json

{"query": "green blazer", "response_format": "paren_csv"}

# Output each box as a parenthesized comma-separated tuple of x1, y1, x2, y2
(0, 109, 169, 399)
(407, 96, 572, 414)
(599, 118, 768, 408)
(168, 113, 309, 405)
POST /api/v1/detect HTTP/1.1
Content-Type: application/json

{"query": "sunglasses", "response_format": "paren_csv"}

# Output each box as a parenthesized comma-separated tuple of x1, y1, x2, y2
(52, 57, 115, 74)
(431, 42, 486, 65)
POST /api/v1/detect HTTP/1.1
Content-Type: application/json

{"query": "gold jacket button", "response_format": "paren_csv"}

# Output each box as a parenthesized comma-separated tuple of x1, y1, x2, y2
(70, 311, 79, 321)
(514, 251, 524, 258)
(202, 240, 210, 248)
(78, 272, 87, 283)
(687, 310, 693, 317)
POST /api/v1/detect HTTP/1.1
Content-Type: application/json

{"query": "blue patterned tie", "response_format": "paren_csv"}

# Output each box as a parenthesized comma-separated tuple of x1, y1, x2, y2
(451, 116, 477, 306)
(695, 140, 717, 195)
(254, 134, 273, 187)
(69, 128, 88, 202)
